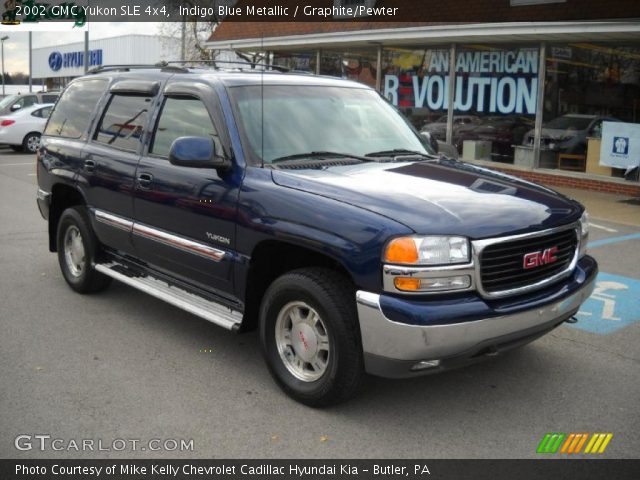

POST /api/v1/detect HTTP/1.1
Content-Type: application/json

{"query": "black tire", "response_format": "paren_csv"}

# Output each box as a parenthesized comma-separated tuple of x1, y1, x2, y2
(260, 267, 364, 407)
(22, 132, 41, 154)
(56, 206, 111, 294)
(10, 145, 24, 152)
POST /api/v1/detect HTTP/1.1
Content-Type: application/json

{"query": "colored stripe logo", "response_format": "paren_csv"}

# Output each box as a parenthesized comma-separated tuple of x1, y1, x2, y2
(537, 433, 613, 454)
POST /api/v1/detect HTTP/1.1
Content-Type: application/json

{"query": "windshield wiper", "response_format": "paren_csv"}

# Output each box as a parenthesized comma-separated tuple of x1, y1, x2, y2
(365, 149, 438, 159)
(271, 151, 372, 164)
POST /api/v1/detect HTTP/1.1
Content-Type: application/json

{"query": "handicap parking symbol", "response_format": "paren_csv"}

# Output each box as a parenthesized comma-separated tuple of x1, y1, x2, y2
(571, 272, 640, 334)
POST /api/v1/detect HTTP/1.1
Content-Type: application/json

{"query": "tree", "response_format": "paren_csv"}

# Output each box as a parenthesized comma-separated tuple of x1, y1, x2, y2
(161, 0, 266, 68)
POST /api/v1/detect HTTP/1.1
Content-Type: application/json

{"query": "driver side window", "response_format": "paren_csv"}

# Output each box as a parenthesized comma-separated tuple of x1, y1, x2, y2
(150, 96, 219, 158)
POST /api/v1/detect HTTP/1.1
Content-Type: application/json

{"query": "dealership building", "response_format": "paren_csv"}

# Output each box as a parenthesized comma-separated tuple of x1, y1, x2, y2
(32, 34, 181, 90)
(207, 0, 640, 195)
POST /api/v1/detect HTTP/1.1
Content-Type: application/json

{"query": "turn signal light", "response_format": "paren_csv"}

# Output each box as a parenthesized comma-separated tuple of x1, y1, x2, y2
(394, 277, 421, 291)
(384, 238, 419, 264)
(0, 119, 15, 127)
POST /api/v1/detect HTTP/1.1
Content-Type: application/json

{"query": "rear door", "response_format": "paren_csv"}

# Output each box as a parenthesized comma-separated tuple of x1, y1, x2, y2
(131, 81, 241, 299)
(80, 80, 160, 255)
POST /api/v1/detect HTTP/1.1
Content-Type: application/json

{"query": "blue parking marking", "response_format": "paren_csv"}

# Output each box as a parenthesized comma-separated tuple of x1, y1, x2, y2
(589, 233, 640, 249)
(569, 272, 640, 334)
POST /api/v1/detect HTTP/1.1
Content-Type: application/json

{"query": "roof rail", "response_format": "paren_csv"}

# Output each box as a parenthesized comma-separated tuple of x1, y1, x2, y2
(86, 63, 189, 74)
(165, 60, 292, 72)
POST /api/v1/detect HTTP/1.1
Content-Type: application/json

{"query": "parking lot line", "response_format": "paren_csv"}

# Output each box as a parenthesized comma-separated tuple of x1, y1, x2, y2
(590, 223, 618, 233)
(589, 233, 640, 249)
(0, 162, 36, 166)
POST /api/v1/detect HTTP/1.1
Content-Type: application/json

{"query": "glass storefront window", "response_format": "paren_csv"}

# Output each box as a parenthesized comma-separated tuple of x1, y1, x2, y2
(543, 44, 640, 179)
(319, 49, 378, 87)
(453, 45, 538, 165)
(272, 51, 316, 73)
(382, 47, 450, 130)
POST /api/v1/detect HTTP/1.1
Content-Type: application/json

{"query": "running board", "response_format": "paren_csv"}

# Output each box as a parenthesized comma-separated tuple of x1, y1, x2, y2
(94, 262, 243, 331)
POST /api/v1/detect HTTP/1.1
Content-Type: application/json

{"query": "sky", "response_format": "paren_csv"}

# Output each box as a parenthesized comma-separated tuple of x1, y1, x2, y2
(0, 22, 164, 75)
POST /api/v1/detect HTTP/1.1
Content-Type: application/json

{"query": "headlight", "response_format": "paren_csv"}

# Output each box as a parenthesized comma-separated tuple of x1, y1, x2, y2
(579, 210, 589, 257)
(384, 236, 470, 265)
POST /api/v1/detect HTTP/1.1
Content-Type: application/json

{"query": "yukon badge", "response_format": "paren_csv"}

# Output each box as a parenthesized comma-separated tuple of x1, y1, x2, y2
(523, 246, 559, 270)
(206, 232, 230, 245)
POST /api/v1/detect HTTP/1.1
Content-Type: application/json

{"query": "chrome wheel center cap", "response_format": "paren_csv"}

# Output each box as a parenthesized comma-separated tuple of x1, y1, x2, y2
(291, 323, 317, 362)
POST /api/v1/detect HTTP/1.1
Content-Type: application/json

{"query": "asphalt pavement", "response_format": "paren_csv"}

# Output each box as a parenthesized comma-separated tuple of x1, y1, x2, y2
(1, 148, 639, 459)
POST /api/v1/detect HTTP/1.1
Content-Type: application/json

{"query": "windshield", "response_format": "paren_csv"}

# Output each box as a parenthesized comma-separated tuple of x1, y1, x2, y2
(545, 116, 593, 131)
(0, 95, 18, 109)
(230, 85, 430, 164)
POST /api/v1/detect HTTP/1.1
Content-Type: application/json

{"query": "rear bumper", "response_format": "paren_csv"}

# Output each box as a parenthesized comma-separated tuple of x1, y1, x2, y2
(356, 256, 597, 378)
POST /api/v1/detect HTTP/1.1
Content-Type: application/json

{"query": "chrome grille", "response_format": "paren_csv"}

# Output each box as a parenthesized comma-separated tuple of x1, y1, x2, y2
(478, 227, 578, 295)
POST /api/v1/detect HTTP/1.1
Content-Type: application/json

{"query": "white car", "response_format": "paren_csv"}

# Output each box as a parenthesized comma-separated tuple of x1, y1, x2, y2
(0, 103, 54, 153)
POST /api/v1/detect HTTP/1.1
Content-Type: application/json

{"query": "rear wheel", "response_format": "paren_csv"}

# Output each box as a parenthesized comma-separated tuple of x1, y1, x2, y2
(57, 206, 111, 293)
(260, 268, 364, 407)
(22, 132, 41, 153)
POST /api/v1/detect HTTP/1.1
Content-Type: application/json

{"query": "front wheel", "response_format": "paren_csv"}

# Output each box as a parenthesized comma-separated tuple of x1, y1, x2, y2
(22, 132, 41, 153)
(56, 206, 111, 293)
(260, 268, 364, 407)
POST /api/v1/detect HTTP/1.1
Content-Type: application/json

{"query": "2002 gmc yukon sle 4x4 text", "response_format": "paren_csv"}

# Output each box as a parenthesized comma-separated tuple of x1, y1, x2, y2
(36, 65, 597, 406)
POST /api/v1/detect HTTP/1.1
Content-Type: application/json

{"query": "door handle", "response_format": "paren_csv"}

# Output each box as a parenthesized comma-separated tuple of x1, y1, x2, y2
(137, 173, 153, 187)
(84, 159, 96, 172)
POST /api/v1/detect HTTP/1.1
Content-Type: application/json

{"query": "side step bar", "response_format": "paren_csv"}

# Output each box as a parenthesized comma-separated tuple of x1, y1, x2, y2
(94, 262, 243, 331)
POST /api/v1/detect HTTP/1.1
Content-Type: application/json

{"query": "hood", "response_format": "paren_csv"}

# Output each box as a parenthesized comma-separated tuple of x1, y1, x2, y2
(271, 160, 581, 239)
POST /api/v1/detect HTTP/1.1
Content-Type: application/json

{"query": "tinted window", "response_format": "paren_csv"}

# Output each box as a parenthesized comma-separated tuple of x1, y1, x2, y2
(95, 95, 151, 151)
(21, 96, 37, 108)
(150, 97, 218, 157)
(32, 106, 52, 118)
(45, 79, 107, 138)
(41, 94, 58, 103)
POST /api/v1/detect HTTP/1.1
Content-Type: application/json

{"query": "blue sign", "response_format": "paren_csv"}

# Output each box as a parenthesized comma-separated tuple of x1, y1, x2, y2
(48, 51, 63, 72)
(48, 49, 103, 71)
(571, 272, 640, 334)
(613, 136, 629, 155)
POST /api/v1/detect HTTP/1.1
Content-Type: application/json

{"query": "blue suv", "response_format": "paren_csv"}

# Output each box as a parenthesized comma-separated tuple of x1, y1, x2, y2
(36, 65, 597, 406)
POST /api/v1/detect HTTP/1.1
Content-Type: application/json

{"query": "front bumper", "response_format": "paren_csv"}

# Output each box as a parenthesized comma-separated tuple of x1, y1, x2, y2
(356, 256, 597, 378)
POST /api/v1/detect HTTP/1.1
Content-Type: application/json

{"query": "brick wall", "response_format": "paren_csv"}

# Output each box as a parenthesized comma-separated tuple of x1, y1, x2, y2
(210, 0, 640, 41)
(492, 168, 640, 197)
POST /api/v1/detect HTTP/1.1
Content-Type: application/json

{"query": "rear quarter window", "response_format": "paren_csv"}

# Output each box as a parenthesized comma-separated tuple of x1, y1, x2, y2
(44, 79, 107, 138)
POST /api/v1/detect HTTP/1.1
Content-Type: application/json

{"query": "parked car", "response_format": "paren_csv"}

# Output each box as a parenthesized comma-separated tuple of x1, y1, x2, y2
(0, 91, 59, 116)
(36, 66, 596, 406)
(421, 115, 480, 141)
(455, 116, 534, 161)
(0, 103, 54, 153)
(522, 114, 618, 154)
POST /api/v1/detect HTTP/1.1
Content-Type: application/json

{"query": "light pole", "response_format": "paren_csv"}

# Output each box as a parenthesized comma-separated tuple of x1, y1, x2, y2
(1, 35, 8, 97)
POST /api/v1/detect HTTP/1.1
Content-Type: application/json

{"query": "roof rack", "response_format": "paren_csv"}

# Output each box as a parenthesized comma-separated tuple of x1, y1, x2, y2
(85, 61, 314, 76)
(165, 60, 293, 72)
(87, 63, 189, 74)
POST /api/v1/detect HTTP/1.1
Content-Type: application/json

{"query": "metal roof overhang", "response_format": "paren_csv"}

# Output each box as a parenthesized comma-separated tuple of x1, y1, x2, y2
(206, 21, 640, 51)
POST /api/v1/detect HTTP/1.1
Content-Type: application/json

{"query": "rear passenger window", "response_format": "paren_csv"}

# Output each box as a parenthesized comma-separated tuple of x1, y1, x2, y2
(41, 95, 58, 103)
(150, 97, 218, 158)
(45, 79, 107, 138)
(94, 95, 151, 151)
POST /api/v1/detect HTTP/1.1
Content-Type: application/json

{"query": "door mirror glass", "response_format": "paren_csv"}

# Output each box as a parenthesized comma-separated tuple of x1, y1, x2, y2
(169, 136, 229, 169)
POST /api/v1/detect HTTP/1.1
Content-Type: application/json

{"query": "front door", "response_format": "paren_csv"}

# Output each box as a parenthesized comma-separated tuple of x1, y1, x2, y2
(132, 83, 241, 300)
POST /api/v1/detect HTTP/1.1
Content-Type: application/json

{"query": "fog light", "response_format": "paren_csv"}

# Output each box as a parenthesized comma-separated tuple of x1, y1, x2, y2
(411, 359, 441, 371)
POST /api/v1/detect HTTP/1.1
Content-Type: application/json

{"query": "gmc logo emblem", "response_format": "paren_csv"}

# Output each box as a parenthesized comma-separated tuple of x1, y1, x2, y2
(523, 246, 559, 270)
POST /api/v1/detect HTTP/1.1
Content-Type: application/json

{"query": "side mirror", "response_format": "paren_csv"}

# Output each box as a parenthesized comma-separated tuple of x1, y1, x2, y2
(10, 104, 21, 112)
(420, 131, 440, 154)
(168, 136, 230, 170)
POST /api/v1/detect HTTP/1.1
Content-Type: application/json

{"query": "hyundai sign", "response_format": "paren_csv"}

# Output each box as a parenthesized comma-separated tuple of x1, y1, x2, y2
(48, 49, 103, 72)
